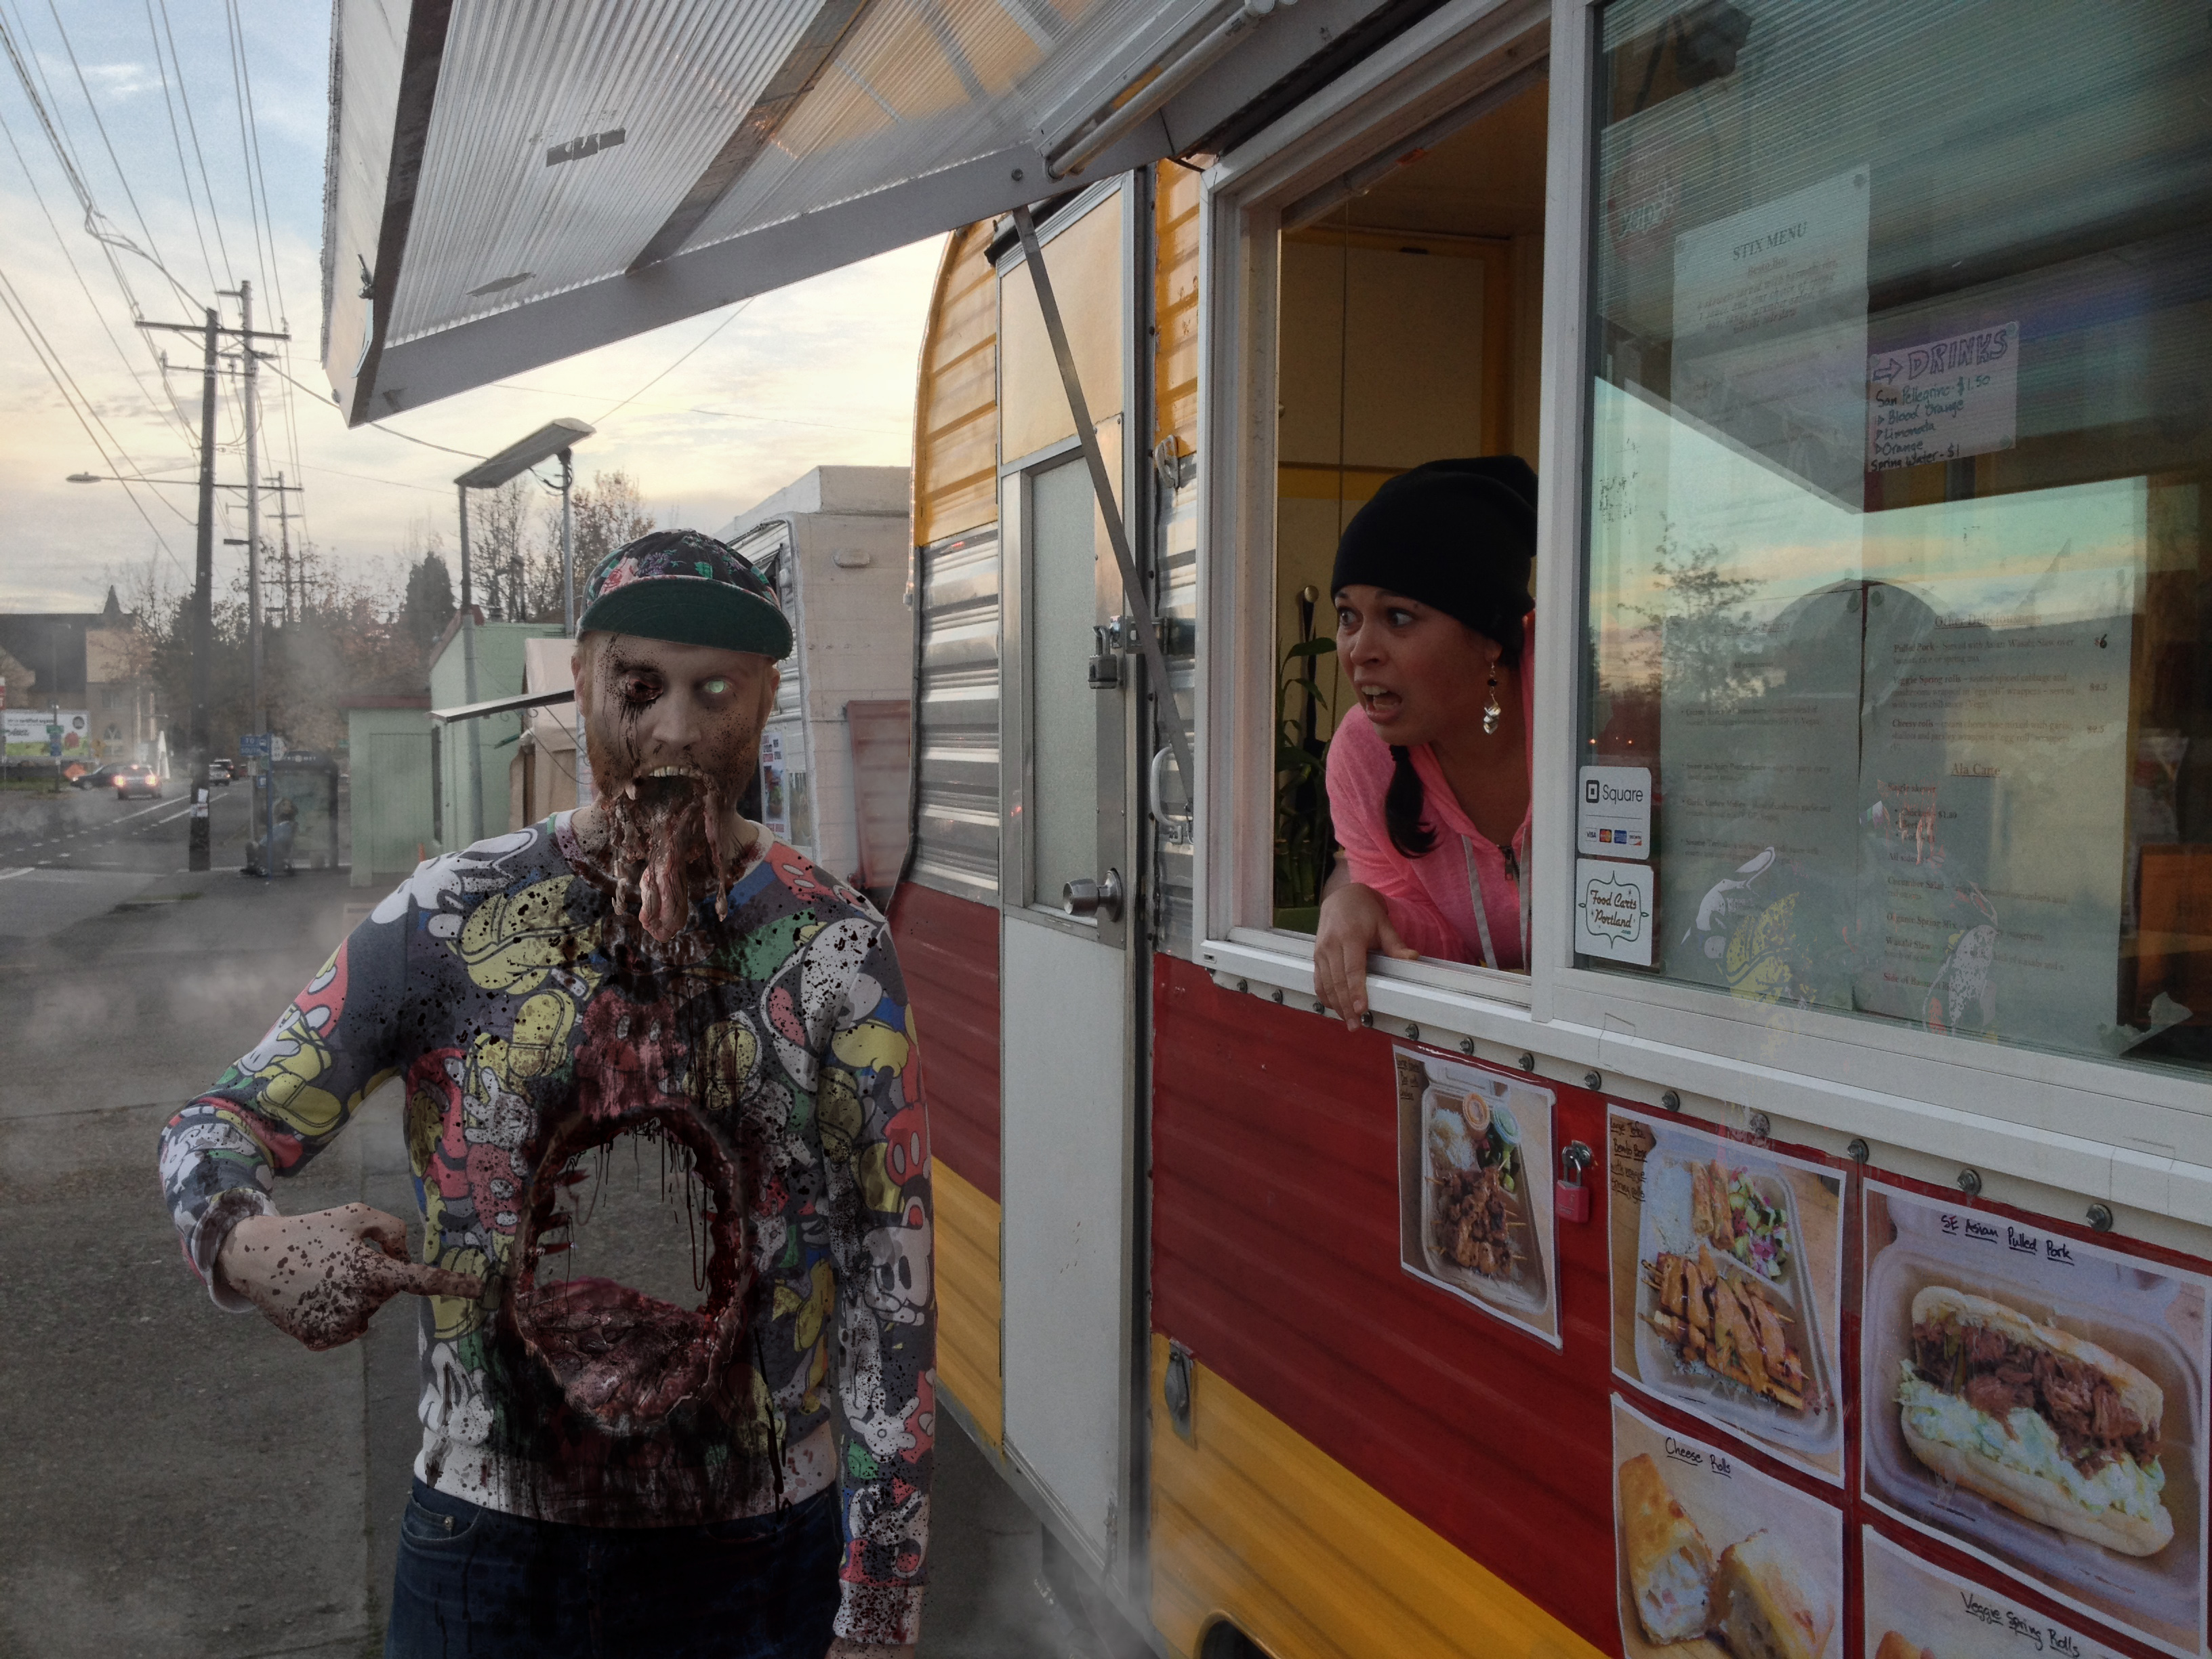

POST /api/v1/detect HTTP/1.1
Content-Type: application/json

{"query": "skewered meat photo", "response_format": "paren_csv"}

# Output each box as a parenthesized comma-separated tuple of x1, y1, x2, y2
(1610, 1109, 1846, 1483)
(1395, 1050, 1561, 1343)
(1645, 1244, 1814, 1414)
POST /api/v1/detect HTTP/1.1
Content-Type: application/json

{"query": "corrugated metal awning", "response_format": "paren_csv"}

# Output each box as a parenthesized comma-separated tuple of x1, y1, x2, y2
(324, 0, 1429, 422)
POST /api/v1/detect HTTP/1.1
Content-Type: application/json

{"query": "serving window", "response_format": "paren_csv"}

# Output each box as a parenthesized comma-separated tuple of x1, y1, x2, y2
(1265, 70, 1549, 944)
(1578, 1, 2212, 1077)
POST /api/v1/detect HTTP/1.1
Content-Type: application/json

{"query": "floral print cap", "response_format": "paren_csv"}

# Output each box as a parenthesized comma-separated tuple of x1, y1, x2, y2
(577, 529, 792, 660)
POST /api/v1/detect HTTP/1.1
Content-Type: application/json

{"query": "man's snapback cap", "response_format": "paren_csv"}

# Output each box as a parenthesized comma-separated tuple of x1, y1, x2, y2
(578, 529, 793, 661)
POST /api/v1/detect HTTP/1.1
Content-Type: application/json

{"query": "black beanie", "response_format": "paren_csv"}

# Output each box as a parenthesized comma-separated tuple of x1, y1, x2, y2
(1329, 456, 1538, 657)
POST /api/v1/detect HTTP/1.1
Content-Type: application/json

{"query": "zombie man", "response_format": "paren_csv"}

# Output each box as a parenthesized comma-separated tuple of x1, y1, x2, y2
(158, 532, 933, 1658)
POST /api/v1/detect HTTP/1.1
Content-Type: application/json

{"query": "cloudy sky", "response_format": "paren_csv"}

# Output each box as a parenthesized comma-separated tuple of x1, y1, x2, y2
(0, 0, 942, 614)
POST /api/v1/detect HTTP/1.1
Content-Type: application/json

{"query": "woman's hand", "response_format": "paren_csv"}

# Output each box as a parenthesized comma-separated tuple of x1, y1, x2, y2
(1313, 878, 1418, 1029)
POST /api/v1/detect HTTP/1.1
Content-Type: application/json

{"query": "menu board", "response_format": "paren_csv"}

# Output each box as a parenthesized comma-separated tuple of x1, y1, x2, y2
(1852, 583, 2132, 1053)
(1393, 1048, 1559, 1347)
(1671, 167, 1872, 506)
(1863, 1525, 2132, 1659)
(1610, 1107, 1847, 1484)
(1861, 1181, 2210, 1657)
(1867, 322, 2020, 472)
(1614, 1393, 1844, 1659)
(1656, 478, 2143, 1057)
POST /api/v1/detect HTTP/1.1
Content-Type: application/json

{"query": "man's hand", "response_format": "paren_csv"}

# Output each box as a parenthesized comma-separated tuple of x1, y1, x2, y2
(217, 1203, 480, 1352)
(1313, 879, 1417, 1029)
(823, 1643, 914, 1659)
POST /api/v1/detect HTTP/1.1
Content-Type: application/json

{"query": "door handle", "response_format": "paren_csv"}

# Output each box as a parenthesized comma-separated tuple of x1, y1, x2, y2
(1063, 869, 1125, 920)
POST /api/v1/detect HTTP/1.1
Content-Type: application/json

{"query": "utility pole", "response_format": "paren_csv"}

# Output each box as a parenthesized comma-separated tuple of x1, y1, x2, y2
(560, 447, 576, 636)
(220, 280, 276, 880)
(138, 304, 287, 870)
(189, 308, 216, 869)
(272, 470, 300, 624)
(455, 483, 483, 843)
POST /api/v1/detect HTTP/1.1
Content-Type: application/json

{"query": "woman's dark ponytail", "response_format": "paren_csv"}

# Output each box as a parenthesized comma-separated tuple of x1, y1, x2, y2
(1385, 745, 1435, 859)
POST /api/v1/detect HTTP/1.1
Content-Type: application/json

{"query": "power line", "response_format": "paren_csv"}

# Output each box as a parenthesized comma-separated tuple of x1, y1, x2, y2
(41, 0, 194, 308)
(219, 0, 273, 304)
(0, 97, 200, 455)
(152, 0, 233, 282)
(143, 0, 218, 295)
(220, 0, 308, 551)
(0, 264, 190, 573)
(594, 299, 756, 425)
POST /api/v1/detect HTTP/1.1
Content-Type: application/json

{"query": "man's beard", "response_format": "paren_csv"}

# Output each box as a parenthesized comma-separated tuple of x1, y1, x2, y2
(592, 753, 754, 944)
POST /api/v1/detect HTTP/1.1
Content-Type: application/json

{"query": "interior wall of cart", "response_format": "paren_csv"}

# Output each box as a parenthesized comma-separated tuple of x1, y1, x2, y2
(1273, 77, 1549, 720)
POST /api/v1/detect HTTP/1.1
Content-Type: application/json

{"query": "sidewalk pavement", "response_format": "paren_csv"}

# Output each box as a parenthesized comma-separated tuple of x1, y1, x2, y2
(0, 862, 1077, 1658)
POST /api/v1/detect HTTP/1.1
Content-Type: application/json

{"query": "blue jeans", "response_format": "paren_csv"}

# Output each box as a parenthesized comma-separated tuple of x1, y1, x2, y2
(384, 1481, 842, 1659)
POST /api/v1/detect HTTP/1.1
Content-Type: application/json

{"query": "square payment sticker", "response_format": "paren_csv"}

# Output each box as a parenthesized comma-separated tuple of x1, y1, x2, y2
(1577, 859, 1654, 965)
(1579, 765, 1652, 859)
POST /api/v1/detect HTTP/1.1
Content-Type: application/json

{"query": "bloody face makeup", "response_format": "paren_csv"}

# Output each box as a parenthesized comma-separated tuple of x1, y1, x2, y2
(577, 635, 779, 944)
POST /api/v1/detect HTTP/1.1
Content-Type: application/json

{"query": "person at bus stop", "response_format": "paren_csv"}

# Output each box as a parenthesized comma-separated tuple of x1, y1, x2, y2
(157, 531, 932, 1659)
(242, 794, 298, 876)
(1313, 456, 1537, 1027)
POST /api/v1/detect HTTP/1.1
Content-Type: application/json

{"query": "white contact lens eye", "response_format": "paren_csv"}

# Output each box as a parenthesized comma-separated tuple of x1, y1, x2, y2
(704, 678, 729, 695)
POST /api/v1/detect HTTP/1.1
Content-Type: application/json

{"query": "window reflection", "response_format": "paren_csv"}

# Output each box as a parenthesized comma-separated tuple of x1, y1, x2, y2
(1583, 0, 2212, 1071)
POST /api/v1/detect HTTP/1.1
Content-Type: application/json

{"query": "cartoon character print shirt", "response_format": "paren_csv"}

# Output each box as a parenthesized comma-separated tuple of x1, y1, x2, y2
(157, 819, 934, 1647)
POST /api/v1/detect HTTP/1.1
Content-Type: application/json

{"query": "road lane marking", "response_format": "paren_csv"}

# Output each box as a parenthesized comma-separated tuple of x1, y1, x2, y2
(0, 867, 33, 881)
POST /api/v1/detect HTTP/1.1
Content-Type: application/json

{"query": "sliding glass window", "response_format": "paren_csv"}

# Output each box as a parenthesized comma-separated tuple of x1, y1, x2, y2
(1580, 1, 2212, 1075)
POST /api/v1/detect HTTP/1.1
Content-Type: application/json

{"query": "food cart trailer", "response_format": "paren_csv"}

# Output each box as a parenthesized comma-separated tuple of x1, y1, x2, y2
(327, 3, 2212, 1656)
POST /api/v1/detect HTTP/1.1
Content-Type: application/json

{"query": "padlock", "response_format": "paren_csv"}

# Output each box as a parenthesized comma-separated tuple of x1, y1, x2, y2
(1556, 1139, 1594, 1224)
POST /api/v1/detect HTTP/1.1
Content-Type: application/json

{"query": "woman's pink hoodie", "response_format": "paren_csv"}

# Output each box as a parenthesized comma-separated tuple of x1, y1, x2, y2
(1323, 622, 1534, 970)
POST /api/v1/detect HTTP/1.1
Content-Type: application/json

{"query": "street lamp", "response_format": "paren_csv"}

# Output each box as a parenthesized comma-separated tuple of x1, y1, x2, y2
(449, 416, 592, 846)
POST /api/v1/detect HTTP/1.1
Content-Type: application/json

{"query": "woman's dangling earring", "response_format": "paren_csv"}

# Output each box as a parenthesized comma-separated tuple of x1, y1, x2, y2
(1481, 669, 1502, 736)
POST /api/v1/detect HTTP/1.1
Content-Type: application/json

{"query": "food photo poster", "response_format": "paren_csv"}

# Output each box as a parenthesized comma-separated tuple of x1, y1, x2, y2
(1614, 1392, 1844, 1659)
(1393, 1047, 1560, 1346)
(1610, 1105, 1847, 1483)
(1861, 1181, 2210, 1658)
(1862, 1525, 2133, 1659)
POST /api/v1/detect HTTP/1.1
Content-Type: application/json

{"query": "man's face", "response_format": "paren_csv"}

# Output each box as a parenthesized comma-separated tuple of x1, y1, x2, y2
(573, 633, 780, 941)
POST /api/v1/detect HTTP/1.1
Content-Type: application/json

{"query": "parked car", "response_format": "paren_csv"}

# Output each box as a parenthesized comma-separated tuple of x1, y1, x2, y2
(206, 758, 234, 784)
(112, 764, 161, 800)
(71, 763, 127, 790)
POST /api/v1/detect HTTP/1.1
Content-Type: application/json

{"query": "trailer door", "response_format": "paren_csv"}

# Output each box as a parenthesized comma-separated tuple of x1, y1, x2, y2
(996, 184, 1141, 1570)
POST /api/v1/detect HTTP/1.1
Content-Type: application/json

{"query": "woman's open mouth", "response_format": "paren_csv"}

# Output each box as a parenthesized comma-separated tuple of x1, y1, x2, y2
(1357, 684, 1404, 719)
(509, 1106, 751, 1434)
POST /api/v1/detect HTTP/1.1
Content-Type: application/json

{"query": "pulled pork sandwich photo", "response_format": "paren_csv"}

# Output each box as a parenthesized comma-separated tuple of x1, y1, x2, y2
(1897, 1286, 2173, 1556)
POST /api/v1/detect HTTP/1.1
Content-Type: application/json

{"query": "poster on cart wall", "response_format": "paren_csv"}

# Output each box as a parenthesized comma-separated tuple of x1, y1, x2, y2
(1393, 1047, 1559, 1347)
(1609, 1105, 1847, 1484)
(1862, 1181, 2209, 1658)
(1861, 1525, 2133, 1659)
(1613, 1392, 1843, 1659)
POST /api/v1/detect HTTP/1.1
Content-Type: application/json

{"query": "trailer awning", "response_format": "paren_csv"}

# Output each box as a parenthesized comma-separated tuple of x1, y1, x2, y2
(325, 0, 1420, 422)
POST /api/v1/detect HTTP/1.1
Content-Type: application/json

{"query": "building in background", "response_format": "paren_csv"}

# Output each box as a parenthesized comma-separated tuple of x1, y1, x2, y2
(508, 636, 584, 829)
(0, 588, 162, 769)
(344, 668, 434, 886)
(718, 466, 912, 895)
(426, 609, 562, 851)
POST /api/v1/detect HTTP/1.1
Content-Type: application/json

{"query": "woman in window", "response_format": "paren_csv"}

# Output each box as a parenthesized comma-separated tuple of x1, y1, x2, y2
(1313, 457, 1536, 1026)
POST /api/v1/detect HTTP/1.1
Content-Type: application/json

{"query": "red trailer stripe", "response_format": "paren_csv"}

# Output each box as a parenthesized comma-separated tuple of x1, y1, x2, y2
(889, 882, 1002, 1198)
(1152, 956, 1622, 1657)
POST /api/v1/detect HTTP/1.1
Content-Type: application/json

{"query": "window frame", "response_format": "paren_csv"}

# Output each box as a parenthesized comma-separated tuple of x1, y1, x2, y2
(996, 176, 1139, 939)
(1193, 0, 2212, 1234)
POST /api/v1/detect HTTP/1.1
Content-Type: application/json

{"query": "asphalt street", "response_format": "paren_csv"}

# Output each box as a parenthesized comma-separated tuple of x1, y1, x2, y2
(0, 785, 1081, 1659)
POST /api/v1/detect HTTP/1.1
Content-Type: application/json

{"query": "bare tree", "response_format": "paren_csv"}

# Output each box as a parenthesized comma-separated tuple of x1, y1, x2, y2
(520, 469, 656, 621)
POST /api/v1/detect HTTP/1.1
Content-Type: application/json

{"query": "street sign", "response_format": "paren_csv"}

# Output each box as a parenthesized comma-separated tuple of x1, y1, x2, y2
(239, 733, 272, 758)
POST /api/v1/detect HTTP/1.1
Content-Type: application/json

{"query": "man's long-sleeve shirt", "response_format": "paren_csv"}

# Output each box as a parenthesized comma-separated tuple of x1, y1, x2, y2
(157, 819, 933, 1645)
